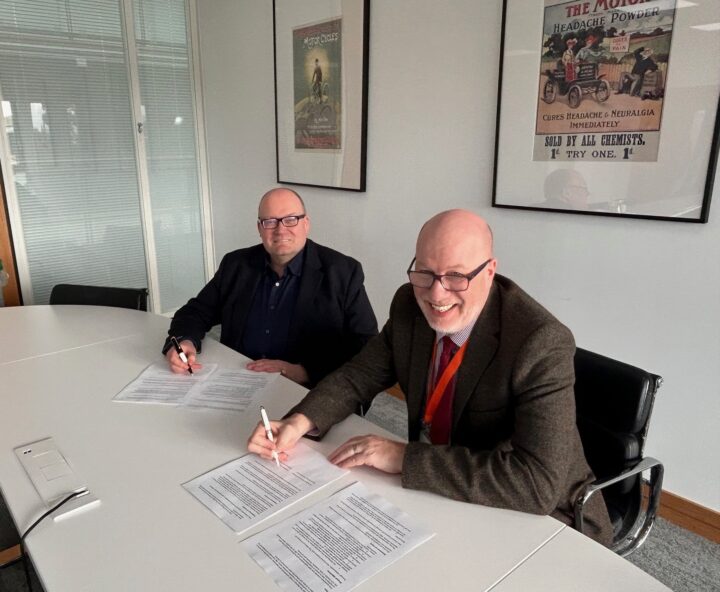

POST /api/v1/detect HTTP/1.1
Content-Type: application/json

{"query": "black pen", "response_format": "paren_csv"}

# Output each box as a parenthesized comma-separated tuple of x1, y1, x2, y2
(170, 336, 193, 374)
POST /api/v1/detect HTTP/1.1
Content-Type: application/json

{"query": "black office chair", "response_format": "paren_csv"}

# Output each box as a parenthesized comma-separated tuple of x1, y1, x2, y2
(49, 284, 149, 311)
(573, 347, 663, 556)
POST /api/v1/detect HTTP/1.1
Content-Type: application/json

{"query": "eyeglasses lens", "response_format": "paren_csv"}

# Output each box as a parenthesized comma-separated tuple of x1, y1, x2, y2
(261, 216, 300, 229)
(408, 272, 468, 292)
(441, 276, 469, 291)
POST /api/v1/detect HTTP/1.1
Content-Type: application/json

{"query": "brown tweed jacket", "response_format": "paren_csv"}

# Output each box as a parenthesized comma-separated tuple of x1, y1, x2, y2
(290, 275, 613, 545)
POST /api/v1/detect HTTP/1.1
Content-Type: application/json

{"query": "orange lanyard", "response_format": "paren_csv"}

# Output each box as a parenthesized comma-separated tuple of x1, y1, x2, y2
(423, 340, 468, 426)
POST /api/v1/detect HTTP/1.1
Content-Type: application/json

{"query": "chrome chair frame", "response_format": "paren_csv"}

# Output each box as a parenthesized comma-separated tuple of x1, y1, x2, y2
(573, 349, 663, 556)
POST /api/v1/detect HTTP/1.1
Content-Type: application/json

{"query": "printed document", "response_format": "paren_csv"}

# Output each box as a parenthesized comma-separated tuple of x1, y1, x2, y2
(183, 442, 347, 535)
(243, 482, 434, 592)
(184, 368, 276, 412)
(112, 363, 217, 405)
(113, 363, 277, 412)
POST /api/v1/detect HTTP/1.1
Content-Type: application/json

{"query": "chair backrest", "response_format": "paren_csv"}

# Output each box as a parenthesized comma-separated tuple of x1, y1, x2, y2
(574, 348, 662, 536)
(49, 284, 149, 311)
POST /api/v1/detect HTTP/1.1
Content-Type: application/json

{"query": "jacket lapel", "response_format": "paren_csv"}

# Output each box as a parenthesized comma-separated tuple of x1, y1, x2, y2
(231, 246, 265, 346)
(406, 312, 435, 440)
(288, 240, 322, 348)
(452, 284, 500, 432)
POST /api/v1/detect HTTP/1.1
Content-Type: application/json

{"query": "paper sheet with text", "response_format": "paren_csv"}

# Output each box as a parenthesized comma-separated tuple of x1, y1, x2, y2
(183, 442, 347, 535)
(243, 481, 435, 592)
(113, 362, 278, 412)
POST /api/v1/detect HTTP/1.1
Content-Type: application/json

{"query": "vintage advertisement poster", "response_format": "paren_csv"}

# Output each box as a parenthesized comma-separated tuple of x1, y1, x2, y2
(292, 18, 342, 150)
(534, 0, 676, 162)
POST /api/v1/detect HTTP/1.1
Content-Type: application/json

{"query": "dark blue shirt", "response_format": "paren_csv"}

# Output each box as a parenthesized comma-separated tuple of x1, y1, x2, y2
(241, 250, 304, 361)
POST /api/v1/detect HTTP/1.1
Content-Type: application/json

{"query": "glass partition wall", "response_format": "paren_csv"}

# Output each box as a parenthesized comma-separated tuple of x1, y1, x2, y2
(0, 0, 211, 313)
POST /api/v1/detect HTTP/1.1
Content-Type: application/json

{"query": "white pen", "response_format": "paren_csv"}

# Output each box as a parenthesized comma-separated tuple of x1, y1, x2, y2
(260, 406, 280, 467)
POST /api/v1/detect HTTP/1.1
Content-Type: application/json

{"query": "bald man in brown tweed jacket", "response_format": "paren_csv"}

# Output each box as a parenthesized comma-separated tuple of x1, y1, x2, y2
(249, 210, 612, 546)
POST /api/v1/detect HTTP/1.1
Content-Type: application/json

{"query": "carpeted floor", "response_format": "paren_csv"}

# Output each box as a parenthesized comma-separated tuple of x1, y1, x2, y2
(0, 559, 39, 592)
(2, 392, 718, 592)
(626, 517, 720, 592)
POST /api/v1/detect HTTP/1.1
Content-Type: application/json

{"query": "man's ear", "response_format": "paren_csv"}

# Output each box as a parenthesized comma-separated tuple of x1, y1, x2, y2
(486, 258, 498, 279)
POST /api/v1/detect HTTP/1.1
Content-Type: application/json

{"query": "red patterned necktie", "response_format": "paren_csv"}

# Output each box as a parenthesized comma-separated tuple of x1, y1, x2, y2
(429, 336, 458, 444)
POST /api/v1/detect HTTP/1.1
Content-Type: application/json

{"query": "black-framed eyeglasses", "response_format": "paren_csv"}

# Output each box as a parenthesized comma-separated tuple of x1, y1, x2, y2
(258, 214, 306, 229)
(406, 257, 492, 292)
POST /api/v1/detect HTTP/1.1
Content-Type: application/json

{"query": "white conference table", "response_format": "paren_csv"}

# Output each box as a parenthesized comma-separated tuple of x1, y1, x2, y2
(491, 526, 670, 592)
(0, 306, 670, 591)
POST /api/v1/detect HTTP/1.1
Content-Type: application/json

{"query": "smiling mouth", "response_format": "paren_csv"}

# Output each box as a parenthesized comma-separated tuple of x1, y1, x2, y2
(429, 303, 455, 313)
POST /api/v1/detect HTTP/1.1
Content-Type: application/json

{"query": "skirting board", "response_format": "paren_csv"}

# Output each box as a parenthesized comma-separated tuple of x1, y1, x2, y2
(386, 384, 405, 400)
(658, 489, 720, 544)
(0, 543, 22, 567)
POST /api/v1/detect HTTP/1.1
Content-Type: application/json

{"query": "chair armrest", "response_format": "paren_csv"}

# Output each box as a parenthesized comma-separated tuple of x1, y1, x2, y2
(583, 456, 663, 495)
(575, 456, 664, 556)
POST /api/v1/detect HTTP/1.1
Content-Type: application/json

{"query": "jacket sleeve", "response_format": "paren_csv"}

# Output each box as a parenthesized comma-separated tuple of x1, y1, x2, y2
(163, 256, 230, 354)
(342, 260, 380, 351)
(301, 259, 379, 386)
(401, 322, 577, 516)
(289, 305, 394, 435)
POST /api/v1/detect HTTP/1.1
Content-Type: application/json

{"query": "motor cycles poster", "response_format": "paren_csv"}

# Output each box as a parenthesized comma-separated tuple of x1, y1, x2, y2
(534, 0, 676, 162)
(293, 18, 342, 150)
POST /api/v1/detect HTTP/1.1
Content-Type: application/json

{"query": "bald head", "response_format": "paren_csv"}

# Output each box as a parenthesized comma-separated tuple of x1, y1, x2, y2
(258, 187, 306, 217)
(417, 210, 494, 261)
(412, 210, 497, 333)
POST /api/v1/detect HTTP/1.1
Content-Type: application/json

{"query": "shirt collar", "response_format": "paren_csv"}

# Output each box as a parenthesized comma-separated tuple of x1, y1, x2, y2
(435, 314, 480, 348)
(264, 247, 305, 278)
(286, 248, 305, 276)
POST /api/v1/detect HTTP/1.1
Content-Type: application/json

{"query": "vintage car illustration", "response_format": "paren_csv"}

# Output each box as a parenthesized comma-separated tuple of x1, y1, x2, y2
(542, 62, 610, 109)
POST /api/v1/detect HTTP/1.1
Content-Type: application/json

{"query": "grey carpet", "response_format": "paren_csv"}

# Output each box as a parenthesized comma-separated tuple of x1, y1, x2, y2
(626, 517, 720, 592)
(0, 560, 38, 592)
(365, 390, 409, 439)
(1, 392, 717, 591)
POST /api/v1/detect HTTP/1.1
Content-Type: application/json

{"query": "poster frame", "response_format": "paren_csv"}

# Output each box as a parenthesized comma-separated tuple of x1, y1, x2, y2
(273, 0, 370, 192)
(492, 0, 719, 223)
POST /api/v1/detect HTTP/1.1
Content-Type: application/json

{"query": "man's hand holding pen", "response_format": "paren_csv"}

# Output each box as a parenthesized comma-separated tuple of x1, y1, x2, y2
(165, 338, 202, 374)
(247, 413, 405, 475)
(247, 413, 315, 463)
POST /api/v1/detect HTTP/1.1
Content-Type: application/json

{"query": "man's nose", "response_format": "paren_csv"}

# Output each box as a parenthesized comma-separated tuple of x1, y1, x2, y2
(428, 276, 449, 299)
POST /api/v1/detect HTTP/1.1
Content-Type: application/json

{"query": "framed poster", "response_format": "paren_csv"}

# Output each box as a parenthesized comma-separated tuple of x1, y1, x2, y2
(493, 0, 720, 222)
(273, 0, 370, 191)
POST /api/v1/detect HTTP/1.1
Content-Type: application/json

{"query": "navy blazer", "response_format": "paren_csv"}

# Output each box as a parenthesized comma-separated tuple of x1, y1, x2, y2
(165, 239, 378, 386)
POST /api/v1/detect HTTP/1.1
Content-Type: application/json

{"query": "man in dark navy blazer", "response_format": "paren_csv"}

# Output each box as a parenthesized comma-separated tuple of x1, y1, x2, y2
(163, 187, 378, 387)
